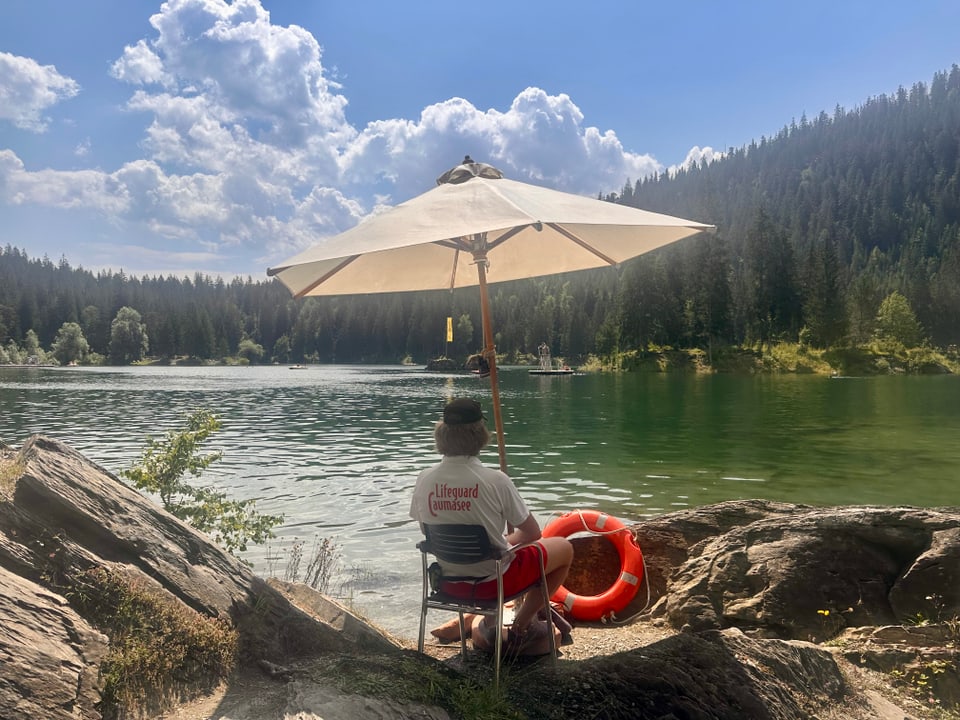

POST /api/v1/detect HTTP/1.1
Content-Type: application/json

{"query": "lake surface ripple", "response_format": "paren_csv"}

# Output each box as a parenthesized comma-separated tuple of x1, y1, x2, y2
(2, 365, 957, 637)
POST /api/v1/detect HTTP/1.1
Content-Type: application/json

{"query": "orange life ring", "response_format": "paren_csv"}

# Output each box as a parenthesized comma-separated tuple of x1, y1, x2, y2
(543, 510, 644, 622)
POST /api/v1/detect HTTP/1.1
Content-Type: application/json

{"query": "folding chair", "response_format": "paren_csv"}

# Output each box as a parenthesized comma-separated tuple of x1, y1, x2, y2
(416, 523, 556, 690)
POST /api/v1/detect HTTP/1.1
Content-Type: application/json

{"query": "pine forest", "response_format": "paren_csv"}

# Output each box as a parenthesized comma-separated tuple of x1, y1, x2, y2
(2, 66, 959, 371)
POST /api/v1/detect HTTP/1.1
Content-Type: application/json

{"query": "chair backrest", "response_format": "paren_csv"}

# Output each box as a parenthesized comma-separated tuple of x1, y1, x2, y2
(421, 524, 501, 564)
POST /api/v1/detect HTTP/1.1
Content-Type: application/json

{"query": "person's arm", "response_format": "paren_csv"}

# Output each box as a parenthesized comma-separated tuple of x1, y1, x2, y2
(505, 513, 541, 547)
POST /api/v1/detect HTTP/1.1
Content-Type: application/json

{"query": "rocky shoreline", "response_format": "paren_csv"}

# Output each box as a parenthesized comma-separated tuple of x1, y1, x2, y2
(2, 435, 958, 719)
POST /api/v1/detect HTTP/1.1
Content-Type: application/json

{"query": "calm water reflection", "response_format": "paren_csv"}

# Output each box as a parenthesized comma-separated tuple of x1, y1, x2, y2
(1, 365, 958, 637)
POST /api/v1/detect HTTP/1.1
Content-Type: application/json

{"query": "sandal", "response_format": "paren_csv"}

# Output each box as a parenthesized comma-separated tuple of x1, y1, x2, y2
(503, 619, 548, 657)
(471, 618, 499, 653)
(502, 627, 526, 657)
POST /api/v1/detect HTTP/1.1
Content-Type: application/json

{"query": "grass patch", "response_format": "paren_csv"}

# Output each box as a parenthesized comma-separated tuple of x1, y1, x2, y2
(761, 342, 834, 374)
(577, 354, 604, 372)
(711, 346, 764, 373)
(310, 653, 524, 720)
(0, 456, 24, 499)
(68, 567, 239, 719)
(587, 347, 712, 373)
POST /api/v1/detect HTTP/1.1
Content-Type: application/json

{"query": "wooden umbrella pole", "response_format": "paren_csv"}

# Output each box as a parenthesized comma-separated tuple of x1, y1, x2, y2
(475, 255, 507, 473)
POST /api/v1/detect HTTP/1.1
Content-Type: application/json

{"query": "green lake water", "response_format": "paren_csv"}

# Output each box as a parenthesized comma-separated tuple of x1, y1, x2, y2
(1, 365, 957, 637)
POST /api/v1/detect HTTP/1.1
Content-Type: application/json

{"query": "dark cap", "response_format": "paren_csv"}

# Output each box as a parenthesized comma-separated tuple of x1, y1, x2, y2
(443, 398, 485, 425)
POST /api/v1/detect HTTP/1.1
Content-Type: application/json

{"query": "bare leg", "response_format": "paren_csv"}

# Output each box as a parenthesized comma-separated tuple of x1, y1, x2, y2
(512, 536, 573, 631)
(431, 613, 479, 642)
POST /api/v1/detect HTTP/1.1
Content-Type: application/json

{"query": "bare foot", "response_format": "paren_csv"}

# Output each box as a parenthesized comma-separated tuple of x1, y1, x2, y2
(430, 617, 468, 643)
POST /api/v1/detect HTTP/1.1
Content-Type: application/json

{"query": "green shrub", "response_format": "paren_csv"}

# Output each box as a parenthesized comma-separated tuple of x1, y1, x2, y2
(0, 457, 24, 498)
(122, 408, 282, 553)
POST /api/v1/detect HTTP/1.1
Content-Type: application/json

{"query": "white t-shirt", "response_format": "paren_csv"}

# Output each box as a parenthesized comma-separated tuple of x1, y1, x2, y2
(410, 455, 531, 579)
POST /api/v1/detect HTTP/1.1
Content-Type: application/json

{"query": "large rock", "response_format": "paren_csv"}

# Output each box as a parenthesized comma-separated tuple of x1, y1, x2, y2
(565, 500, 801, 618)
(0, 566, 107, 720)
(0, 435, 400, 720)
(630, 501, 960, 640)
(513, 628, 849, 720)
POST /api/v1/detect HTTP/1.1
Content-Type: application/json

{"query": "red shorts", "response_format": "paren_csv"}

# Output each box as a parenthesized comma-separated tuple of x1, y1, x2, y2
(440, 542, 548, 601)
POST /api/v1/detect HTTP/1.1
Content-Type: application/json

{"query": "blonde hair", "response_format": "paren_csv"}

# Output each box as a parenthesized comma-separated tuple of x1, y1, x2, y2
(434, 420, 491, 457)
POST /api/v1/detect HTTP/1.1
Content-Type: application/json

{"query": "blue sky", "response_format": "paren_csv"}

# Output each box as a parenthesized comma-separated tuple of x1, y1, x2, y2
(1, 0, 958, 280)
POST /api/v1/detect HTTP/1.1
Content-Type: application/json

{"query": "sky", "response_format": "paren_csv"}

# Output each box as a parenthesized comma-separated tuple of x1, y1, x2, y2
(1, 1, 958, 281)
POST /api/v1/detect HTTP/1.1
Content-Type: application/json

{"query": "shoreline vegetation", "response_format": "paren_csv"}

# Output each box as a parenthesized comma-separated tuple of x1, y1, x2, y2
(583, 340, 960, 376)
(6, 341, 957, 377)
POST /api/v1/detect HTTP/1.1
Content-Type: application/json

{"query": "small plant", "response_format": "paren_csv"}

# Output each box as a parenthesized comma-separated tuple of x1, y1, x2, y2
(889, 659, 954, 711)
(904, 594, 956, 628)
(945, 616, 960, 647)
(815, 607, 852, 641)
(0, 456, 24, 498)
(271, 535, 342, 593)
(122, 408, 283, 553)
(926, 594, 947, 622)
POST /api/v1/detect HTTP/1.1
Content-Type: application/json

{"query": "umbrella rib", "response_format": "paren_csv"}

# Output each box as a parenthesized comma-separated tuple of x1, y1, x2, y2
(486, 224, 527, 250)
(435, 239, 467, 251)
(547, 223, 618, 266)
(449, 247, 460, 289)
(293, 255, 360, 298)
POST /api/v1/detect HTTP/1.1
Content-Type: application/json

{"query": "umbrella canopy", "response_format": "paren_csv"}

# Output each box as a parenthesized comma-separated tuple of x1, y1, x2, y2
(269, 160, 713, 298)
(268, 158, 715, 470)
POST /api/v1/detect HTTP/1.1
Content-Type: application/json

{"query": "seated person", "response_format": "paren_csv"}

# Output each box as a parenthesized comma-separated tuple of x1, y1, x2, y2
(410, 398, 573, 652)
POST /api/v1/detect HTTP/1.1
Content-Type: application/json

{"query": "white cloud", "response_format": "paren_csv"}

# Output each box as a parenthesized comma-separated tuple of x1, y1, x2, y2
(0, 51, 80, 132)
(0, 150, 128, 213)
(115, 0, 353, 149)
(338, 88, 663, 204)
(669, 145, 724, 176)
(110, 40, 169, 86)
(97, 242, 222, 267)
(1, 0, 678, 275)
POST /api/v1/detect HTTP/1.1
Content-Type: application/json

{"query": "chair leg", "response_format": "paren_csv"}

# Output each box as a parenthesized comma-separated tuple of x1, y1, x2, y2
(494, 558, 505, 693)
(533, 543, 557, 665)
(418, 554, 429, 653)
(540, 573, 557, 664)
(458, 610, 468, 659)
(418, 603, 427, 653)
(493, 604, 502, 692)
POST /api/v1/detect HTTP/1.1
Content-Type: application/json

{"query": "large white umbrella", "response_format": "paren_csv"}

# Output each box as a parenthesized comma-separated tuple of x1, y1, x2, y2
(268, 158, 714, 470)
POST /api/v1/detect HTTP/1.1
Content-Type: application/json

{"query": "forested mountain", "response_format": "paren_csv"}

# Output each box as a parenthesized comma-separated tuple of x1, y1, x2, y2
(1, 65, 958, 365)
(615, 65, 960, 350)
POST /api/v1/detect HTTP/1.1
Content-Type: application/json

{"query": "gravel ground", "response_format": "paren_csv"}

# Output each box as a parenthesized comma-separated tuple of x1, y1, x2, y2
(417, 613, 673, 662)
(161, 617, 939, 720)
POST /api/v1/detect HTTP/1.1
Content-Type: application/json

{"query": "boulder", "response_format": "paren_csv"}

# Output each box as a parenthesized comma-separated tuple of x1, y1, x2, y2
(628, 501, 960, 640)
(0, 435, 400, 719)
(562, 500, 803, 619)
(513, 628, 848, 720)
(557, 500, 960, 714)
(0, 566, 107, 720)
